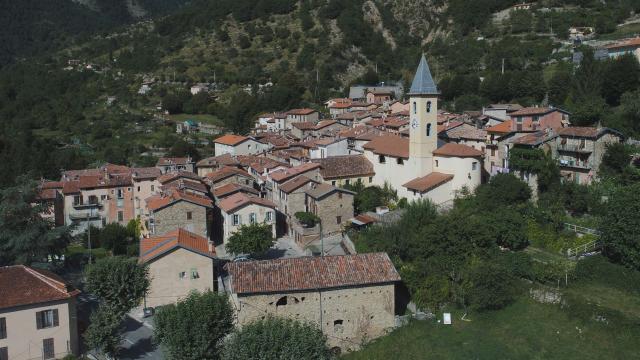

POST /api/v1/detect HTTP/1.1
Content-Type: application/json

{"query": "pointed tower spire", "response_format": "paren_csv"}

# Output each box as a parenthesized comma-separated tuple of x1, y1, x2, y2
(408, 54, 439, 95)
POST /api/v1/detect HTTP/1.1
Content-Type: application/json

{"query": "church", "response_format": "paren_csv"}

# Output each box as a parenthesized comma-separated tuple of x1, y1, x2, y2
(363, 55, 483, 206)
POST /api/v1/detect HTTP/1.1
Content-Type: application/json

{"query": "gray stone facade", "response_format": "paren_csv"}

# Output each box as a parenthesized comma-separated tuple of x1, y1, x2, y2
(152, 201, 210, 238)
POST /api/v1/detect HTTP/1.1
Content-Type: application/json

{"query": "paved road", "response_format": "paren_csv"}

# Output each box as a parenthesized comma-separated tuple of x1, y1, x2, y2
(119, 316, 163, 360)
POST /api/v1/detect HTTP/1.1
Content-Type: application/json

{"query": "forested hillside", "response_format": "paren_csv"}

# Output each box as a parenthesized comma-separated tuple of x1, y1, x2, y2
(1, 0, 640, 187)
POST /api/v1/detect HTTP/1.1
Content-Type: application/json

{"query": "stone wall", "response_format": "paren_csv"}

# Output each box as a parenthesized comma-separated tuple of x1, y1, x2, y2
(153, 201, 209, 238)
(310, 191, 354, 234)
(231, 283, 396, 352)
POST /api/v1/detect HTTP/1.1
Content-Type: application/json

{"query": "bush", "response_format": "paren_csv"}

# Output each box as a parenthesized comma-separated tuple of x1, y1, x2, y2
(294, 212, 319, 227)
(466, 260, 517, 311)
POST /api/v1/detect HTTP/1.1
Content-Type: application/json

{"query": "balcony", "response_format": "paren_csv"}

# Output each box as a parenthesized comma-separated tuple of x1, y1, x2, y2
(558, 159, 593, 170)
(557, 143, 592, 154)
(72, 202, 103, 210)
(69, 212, 101, 221)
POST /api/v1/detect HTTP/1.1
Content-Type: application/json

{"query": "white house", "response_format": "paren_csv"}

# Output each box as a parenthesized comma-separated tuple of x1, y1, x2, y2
(214, 134, 270, 156)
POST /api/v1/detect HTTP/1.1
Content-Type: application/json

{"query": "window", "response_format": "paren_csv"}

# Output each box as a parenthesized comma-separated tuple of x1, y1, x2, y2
(332, 181, 336, 186)
(233, 214, 240, 225)
(117, 211, 124, 222)
(186, 212, 192, 220)
(0, 347, 6, 360)
(345, 179, 350, 185)
(413, 102, 416, 114)
(249, 213, 257, 224)
(36, 309, 58, 329)
(336, 216, 342, 224)
(266, 211, 273, 222)
(43, 338, 54, 359)
(491, 148, 496, 156)
(369, 176, 373, 183)
(580, 139, 586, 149)
(190, 268, 200, 279)
(333, 320, 344, 334)
(426, 123, 431, 137)
(137, 186, 140, 192)
(426, 101, 432, 113)
(379, 155, 386, 164)
(0, 318, 5, 339)
(101, 195, 107, 200)
(117, 189, 124, 199)
(73, 195, 81, 206)
(179, 271, 186, 279)
(472, 162, 478, 171)
(151, 185, 155, 192)
(338, 192, 342, 199)
(435, 160, 439, 167)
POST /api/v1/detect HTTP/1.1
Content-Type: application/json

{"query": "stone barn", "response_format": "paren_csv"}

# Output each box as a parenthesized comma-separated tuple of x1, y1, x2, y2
(224, 253, 401, 353)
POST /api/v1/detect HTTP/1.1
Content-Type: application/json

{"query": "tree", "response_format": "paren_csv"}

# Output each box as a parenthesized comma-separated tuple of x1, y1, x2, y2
(221, 317, 331, 360)
(163, 93, 184, 114)
(99, 222, 133, 255)
(465, 259, 517, 311)
(154, 291, 234, 360)
(600, 184, 640, 270)
(0, 176, 72, 265)
(84, 305, 123, 357)
(84, 256, 149, 313)
(226, 223, 275, 256)
(475, 173, 531, 208)
(486, 208, 528, 250)
(601, 54, 640, 106)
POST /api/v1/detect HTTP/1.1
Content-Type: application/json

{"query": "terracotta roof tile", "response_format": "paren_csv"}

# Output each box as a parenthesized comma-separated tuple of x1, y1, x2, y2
(269, 163, 320, 183)
(217, 193, 276, 213)
(226, 253, 401, 294)
(0, 265, 80, 309)
(433, 143, 483, 157)
(509, 107, 563, 116)
(215, 134, 250, 146)
(605, 37, 640, 49)
(131, 167, 162, 180)
(279, 176, 317, 194)
(146, 189, 213, 211)
(403, 172, 454, 193)
(363, 135, 409, 158)
(162, 179, 209, 194)
(556, 127, 607, 138)
(204, 166, 252, 183)
(156, 157, 193, 166)
(311, 155, 375, 179)
(140, 228, 215, 263)
(291, 122, 316, 130)
(286, 108, 317, 115)
(212, 183, 259, 198)
(157, 171, 202, 184)
(443, 123, 487, 141)
(486, 120, 513, 134)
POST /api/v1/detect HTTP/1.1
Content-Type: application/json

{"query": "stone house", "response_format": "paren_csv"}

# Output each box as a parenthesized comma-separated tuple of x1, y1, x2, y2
(155, 157, 195, 174)
(366, 90, 393, 104)
(301, 183, 355, 238)
(140, 229, 217, 308)
(216, 193, 277, 245)
(146, 189, 214, 238)
(212, 183, 260, 201)
(277, 176, 319, 236)
(266, 162, 321, 201)
(482, 103, 523, 121)
(204, 166, 255, 190)
(508, 107, 570, 132)
(285, 108, 319, 129)
(311, 155, 375, 187)
(0, 265, 80, 360)
(551, 127, 623, 184)
(224, 253, 401, 352)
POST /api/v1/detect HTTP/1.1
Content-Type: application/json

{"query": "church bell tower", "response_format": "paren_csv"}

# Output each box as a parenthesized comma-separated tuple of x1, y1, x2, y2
(408, 54, 439, 179)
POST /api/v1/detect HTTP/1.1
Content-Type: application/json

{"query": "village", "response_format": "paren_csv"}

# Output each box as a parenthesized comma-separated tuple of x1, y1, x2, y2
(1, 43, 633, 359)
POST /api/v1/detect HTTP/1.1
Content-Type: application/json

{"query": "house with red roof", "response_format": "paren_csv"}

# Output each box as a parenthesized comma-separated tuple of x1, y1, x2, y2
(146, 189, 214, 238)
(214, 134, 268, 156)
(155, 157, 195, 174)
(605, 37, 640, 63)
(0, 265, 80, 359)
(140, 228, 217, 308)
(508, 106, 570, 132)
(215, 193, 277, 245)
(265, 162, 321, 201)
(285, 108, 319, 129)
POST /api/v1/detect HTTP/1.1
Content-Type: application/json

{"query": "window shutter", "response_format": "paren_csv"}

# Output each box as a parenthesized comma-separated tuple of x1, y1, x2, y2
(53, 309, 59, 327)
(36, 311, 43, 329)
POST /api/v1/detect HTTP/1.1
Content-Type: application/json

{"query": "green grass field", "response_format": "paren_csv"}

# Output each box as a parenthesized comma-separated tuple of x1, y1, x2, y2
(346, 256, 640, 359)
(598, 23, 640, 40)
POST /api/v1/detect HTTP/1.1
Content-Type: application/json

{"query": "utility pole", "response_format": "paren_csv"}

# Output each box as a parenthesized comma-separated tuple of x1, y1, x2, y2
(501, 58, 505, 75)
(87, 209, 92, 265)
(319, 220, 324, 257)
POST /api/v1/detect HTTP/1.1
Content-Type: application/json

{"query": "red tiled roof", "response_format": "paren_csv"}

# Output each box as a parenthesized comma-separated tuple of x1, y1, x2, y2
(509, 107, 556, 116)
(215, 134, 250, 146)
(217, 193, 276, 213)
(140, 228, 215, 263)
(363, 135, 409, 158)
(605, 37, 640, 50)
(443, 123, 487, 141)
(196, 153, 240, 167)
(433, 143, 483, 157)
(287, 108, 317, 116)
(157, 171, 202, 184)
(486, 120, 513, 134)
(212, 183, 259, 198)
(437, 121, 464, 134)
(146, 189, 213, 211)
(291, 121, 316, 130)
(311, 155, 375, 180)
(162, 179, 209, 194)
(269, 163, 321, 183)
(556, 127, 605, 138)
(0, 265, 80, 309)
(226, 253, 400, 294)
(352, 214, 377, 225)
(279, 176, 316, 194)
(403, 172, 454, 193)
(131, 167, 162, 180)
(62, 180, 80, 194)
(205, 166, 252, 183)
(315, 120, 338, 129)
